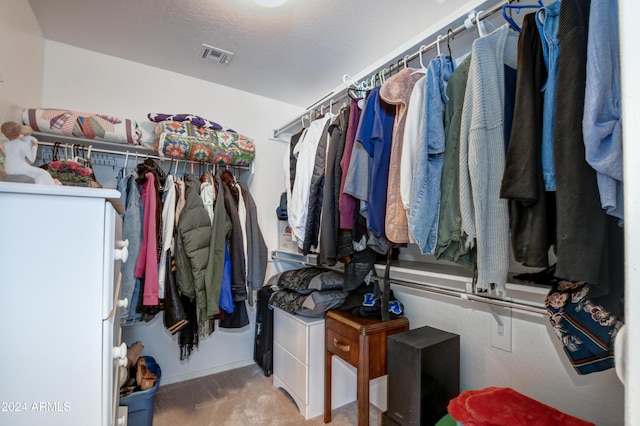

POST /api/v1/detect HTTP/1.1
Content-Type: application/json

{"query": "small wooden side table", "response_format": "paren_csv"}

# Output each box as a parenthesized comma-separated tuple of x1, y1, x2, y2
(324, 310, 409, 426)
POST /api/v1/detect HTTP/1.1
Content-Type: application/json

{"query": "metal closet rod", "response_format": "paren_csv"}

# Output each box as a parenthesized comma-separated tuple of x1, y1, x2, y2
(39, 140, 164, 161)
(385, 276, 548, 316)
(37, 140, 249, 171)
(273, 0, 510, 138)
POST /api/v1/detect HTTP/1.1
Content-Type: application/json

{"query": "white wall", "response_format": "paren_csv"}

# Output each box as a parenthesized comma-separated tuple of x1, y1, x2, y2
(41, 40, 304, 384)
(391, 286, 623, 425)
(0, 0, 44, 123)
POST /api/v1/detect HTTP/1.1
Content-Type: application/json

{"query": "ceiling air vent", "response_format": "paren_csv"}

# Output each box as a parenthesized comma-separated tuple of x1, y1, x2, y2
(201, 43, 234, 65)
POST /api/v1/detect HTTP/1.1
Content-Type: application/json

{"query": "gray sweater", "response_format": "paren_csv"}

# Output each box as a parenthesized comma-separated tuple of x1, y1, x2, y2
(459, 24, 518, 293)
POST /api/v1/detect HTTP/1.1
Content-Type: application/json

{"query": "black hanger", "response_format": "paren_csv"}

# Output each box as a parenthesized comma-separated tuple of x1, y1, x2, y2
(447, 29, 454, 59)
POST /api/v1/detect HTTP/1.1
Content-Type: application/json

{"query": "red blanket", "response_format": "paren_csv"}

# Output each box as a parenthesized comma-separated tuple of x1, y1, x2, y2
(447, 387, 595, 426)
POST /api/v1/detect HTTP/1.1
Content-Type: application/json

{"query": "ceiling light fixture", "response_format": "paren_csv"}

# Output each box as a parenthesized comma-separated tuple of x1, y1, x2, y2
(253, 0, 287, 7)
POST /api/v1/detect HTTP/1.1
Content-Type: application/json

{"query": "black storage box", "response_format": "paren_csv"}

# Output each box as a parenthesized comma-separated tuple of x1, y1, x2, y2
(384, 325, 460, 426)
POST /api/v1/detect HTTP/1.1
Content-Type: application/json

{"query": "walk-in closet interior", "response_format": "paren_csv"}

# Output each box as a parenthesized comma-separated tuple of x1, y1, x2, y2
(1, 0, 638, 424)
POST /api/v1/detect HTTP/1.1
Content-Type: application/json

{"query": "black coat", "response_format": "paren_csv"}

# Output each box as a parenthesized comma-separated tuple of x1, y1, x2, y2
(303, 119, 331, 255)
(553, 0, 608, 291)
(500, 13, 555, 267)
(319, 107, 349, 265)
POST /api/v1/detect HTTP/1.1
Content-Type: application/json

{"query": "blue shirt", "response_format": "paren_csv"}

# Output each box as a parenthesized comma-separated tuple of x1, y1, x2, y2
(583, 0, 623, 222)
(354, 86, 395, 238)
(409, 56, 455, 254)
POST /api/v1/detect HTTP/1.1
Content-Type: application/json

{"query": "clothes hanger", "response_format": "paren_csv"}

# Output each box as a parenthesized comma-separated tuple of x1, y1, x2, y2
(475, 10, 488, 37)
(378, 68, 387, 85)
(343, 74, 358, 90)
(447, 29, 454, 59)
(502, 0, 542, 32)
(123, 150, 130, 173)
(436, 35, 443, 58)
(344, 73, 369, 100)
(411, 45, 429, 75)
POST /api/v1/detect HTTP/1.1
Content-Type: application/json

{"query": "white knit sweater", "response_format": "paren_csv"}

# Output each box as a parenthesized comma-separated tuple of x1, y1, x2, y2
(458, 24, 518, 293)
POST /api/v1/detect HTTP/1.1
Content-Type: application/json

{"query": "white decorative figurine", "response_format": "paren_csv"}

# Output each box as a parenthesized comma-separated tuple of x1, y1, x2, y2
(1, 121, 55, 184)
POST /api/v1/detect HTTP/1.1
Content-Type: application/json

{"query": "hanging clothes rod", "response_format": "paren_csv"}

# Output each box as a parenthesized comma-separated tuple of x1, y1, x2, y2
(273, 0, 511, 138)
(388, 277, 547, 316)
(37, 140, 251, 172)
(38, 140, 165, 162)
(271, 250, 548, 316)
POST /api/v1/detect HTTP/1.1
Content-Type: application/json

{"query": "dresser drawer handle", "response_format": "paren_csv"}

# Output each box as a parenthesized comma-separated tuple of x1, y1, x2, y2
(333, 338, 350, 352)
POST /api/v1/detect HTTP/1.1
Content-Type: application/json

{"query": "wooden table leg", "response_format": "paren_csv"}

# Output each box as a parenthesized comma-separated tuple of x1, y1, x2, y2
(357, 334, 369, 426)
(324, 349, 332, 423)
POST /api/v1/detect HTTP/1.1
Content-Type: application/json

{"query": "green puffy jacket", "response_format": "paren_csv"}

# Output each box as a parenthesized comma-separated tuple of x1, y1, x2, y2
(175, 174, 211, 312)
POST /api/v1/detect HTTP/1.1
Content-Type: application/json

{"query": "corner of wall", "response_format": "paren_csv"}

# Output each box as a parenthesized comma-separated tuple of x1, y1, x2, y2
(0, 0, 45, 123)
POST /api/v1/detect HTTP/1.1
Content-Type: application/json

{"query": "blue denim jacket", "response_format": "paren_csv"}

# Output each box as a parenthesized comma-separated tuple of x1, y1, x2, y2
(118, 172, 144, 324)
(583, 0, 623, 222)
(536, 0, 561, 191)
(409, 56, 455, 254)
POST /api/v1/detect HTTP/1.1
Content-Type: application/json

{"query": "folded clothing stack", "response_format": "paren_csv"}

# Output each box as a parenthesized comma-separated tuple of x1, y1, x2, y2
(267, 268, 348, 318)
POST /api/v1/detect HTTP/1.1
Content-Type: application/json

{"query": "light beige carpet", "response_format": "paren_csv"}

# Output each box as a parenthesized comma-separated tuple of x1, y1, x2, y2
(151, 364, 382, 426)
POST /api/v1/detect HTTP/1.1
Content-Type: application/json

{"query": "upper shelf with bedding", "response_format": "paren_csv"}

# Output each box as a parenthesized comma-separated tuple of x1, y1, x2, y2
(23, 108, 256, 166)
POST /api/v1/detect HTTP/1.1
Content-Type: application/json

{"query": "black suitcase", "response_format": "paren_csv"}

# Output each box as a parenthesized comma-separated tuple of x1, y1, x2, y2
(254, 285, 275, 376)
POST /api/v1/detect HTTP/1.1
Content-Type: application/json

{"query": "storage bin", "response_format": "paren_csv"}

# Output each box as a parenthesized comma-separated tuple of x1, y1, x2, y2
(120, 359, 161, 426)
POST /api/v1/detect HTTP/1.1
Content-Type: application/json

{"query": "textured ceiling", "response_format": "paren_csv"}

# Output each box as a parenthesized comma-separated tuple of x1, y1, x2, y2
(28, 0, 484, 108)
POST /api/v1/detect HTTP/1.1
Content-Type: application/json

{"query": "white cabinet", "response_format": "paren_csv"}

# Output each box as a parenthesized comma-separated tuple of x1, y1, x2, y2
(272, 307, 358, 420)
(0, 182, 126, 426)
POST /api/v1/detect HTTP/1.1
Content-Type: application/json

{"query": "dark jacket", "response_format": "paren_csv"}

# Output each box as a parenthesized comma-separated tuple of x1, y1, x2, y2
(204, 175, 232, 318)
(500, 13, 554, 267)
(221, 172, 247, 303)
(303, 119, 331, 254)
(553, 0, 610, 293)
(319, 107, 349, 265)
(238, 181, 268, 296)
(335, 102, 357, 261)
(219, 173, 268, 305)
(289, 129, 304, 192)
(175, 174, 212, 311)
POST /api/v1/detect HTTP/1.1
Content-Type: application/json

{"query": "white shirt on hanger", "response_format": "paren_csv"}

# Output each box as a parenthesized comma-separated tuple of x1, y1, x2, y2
(400, 75, 426, 243)
(288, 114, 333, 247)
(157, 174, 176, 299)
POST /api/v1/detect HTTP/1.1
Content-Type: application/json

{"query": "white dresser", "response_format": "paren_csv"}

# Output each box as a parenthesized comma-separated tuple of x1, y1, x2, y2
(272, 307, 359, 420)
(0, 182, 128, 426)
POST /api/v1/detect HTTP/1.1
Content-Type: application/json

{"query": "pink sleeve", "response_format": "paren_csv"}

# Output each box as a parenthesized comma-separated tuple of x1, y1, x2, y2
(134, 172, 159, 305)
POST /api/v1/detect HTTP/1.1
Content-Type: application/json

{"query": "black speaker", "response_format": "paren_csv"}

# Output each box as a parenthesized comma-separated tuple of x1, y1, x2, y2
(384, 325, 460, 426)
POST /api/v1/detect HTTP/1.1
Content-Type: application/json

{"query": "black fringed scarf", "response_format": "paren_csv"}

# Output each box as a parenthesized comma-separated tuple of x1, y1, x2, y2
(178, 295, 199, 360)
